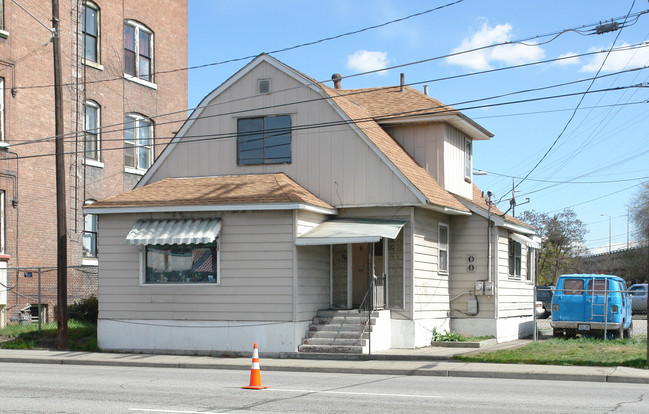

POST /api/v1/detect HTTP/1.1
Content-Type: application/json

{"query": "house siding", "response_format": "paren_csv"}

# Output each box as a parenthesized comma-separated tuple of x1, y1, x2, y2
(496, 228, 534, 318)
(449, 213, 495, 319)
(149, 61, 420, 207)
(295, 210, 330, 320)
(97, 211, 295, 322)
(443, 125, 473, 199)
(412, 208, 450, 321)
(384, 123, 445, 184)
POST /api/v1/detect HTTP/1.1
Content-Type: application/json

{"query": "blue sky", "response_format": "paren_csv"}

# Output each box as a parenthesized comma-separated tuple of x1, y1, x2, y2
(187, 0, 649, 253)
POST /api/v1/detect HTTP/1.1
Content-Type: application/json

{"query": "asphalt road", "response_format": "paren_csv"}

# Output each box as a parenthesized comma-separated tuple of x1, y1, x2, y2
(1, 362, 648, 413)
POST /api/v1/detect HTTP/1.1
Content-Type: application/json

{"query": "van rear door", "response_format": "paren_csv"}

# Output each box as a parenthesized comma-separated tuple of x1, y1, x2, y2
(585, 278, 608, 323)
(557, 278, 586, 322)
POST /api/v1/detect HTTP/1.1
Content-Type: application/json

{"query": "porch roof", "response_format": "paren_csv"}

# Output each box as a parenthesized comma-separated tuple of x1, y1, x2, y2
(296, 218, 407, 246)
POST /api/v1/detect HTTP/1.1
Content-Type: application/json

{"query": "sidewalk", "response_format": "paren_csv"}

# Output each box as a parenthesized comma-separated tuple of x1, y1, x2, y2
(1, 344, 648, 384)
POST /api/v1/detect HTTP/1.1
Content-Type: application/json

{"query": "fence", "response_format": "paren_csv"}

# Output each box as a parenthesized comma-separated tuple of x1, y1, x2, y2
(534, 279, 647, 340)
(0, 266, 98, 332)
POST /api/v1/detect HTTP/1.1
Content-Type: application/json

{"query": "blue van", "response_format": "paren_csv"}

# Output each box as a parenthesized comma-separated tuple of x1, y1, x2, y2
(551, 274, 633, 338)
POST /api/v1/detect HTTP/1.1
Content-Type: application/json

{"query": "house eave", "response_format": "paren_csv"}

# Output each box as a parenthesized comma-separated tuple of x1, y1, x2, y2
(376, 113, 493, 141)
(86, 203, 337, 216)
(457, 198, 535, 234)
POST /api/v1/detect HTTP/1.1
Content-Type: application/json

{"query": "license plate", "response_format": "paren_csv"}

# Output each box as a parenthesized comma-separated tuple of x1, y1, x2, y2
(578, 324, 590, 331)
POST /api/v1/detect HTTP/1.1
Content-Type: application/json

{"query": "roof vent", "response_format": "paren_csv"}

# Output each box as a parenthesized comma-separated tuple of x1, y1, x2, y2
(332, 73, 342, 89)
(258, 79, 271, 94)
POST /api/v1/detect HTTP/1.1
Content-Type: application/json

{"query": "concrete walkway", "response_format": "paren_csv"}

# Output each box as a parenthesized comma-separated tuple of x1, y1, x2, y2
(1, 343, 648, 384)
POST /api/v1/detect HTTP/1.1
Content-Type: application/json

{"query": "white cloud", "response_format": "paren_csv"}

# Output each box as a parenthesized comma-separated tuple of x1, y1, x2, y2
(346, 50, 389, 74)
(580, 43, 649, 72)
(555, 52, 581, 66)
(447, 22, 544, 70)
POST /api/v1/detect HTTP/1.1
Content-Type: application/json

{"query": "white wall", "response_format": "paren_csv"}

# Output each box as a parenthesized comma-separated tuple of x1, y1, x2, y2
(443, 125, 473, 199)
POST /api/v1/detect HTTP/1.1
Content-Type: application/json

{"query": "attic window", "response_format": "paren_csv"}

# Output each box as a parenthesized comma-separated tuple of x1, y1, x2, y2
(258, 79, 271, 95)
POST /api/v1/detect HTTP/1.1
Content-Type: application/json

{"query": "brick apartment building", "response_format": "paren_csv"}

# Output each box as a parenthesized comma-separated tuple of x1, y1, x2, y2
(0, 0, 188, 324)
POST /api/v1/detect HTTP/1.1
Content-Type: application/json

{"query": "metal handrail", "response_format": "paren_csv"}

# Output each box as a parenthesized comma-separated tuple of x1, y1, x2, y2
(358, 274, 377, 355)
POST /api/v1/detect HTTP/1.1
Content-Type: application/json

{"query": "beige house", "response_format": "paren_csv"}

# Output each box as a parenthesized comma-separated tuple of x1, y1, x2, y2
(86, 54, 540, 355)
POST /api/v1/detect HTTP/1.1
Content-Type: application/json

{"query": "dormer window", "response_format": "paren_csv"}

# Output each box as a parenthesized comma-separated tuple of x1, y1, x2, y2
(464, 138, 472, 182)
(238, 115, 291, 165)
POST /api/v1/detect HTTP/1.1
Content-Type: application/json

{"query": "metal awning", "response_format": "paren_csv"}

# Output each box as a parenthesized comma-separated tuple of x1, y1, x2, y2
(296, 218, 408, 246)
(126, 218, 222, 245)
(510, 233, 541, 249)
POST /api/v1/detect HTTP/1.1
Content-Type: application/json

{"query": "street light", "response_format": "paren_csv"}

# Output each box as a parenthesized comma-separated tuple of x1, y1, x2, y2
(601, 214, 611, 254)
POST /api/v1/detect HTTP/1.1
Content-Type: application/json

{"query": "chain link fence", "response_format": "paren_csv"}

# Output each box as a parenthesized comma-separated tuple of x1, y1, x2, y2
(534, 279, 647, 340)
(0, 266, 98, 333)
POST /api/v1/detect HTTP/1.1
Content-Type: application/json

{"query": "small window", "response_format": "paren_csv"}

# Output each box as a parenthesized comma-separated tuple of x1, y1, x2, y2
(438, 223, 449, 273)
(526, 248, 535, 282)
(508, 238, 521, 278)
(0, 0, 5, 31)
(124, 113, 153, 170)
(587, 279, 609, 295)
(83, 213, 97, 258)
(145, 243, 218, 284)
(124, 20, 153, 83)
(563, 279, 584, 295)
(630, 285, 647, 296)
(84, 100, 100, 162)
(464, 138, 472, 181)
(258, 79, 271, 94)
(0, 190, 4, 254)
(82, 2, 100, 63)
(238, 115, 291, 165)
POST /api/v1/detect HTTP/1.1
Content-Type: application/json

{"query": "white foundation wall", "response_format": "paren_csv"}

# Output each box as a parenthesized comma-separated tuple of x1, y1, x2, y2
(98, 319, 310, 354)
(451, 318, 496, 338)
(496, 316, 534, 342)
(366, 310, 391, 352)
(390, 317, 450, 348)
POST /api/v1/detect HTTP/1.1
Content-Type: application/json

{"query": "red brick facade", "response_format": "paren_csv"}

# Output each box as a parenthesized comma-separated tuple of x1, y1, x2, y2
(0, 0, 188, 322)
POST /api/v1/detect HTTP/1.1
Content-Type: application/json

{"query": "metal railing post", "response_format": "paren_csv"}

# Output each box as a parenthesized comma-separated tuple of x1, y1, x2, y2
(38, 268, 42, 335)
(533, 285, 537, 341)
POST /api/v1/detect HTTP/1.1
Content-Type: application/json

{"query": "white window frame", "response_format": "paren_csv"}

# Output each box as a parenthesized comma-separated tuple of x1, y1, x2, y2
(509, 238, 522, 279)
(526, 247, 535, 283)
(83, 212, 97, 259)
(124, 113, 153, 173)
(0, 0, 8, 38)
(258, 79, 271, 95)
(82, 1, 100, 66)
(83, 100, 103, 167)
(123, 19, 155, 88)
(138, 238, 221, 286)
(438, 223, 449, 274)
(464, 138, 472, 182)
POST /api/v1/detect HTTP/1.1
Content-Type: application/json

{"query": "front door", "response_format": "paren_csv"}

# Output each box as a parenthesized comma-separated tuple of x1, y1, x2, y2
(352, 244, 370, 307)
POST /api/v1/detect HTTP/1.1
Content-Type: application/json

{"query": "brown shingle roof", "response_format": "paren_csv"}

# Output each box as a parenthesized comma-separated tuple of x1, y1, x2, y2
(340, 85, 459, 120)
(321, 85, 469, 213)
(87, 173, 333, 210)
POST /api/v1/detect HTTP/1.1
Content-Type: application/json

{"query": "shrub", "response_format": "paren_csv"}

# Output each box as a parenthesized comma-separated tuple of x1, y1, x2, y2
(67, 296, 98, 324)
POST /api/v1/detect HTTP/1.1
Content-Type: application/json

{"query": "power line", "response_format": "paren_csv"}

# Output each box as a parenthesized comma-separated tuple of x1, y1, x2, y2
(508, 1, 639, 197)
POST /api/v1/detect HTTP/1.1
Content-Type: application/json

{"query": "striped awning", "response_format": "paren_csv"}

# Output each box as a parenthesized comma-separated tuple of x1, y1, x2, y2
(510, 233, 541, 249)
(126, 218, 221, 245)
(296, 218, 407, 246)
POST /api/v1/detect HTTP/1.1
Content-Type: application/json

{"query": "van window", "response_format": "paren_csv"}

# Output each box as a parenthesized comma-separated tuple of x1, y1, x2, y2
(587, 279, 608, 295)
(563, 279, 583, 295)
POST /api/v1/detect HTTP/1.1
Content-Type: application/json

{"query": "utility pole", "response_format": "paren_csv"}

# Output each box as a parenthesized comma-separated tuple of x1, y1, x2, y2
(52, 0, 68, 349)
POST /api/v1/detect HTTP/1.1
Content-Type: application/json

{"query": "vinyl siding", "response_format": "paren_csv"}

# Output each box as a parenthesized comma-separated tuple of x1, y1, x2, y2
(296, 210, 330, 320)
(97, 210, 295, 322)
(149, 61, 420, 207)
(384, 123, 445, 184)
(443, 125, 472, 199)
(495, 227, 534, 318)
(449, 213, 495, 318)
(412, 208, 450, 321)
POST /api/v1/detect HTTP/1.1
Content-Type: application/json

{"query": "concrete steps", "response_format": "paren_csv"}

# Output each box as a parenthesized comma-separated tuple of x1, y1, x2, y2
(298, 309, 376, 354)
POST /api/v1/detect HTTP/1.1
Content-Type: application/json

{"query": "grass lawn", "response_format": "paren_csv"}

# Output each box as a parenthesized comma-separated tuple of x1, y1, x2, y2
(0, 320, 98, 352)
(454, 337, 648, 369)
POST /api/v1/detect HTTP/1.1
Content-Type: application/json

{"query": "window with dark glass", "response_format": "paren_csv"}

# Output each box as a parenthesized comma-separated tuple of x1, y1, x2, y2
(145, 243, 218, 284)
(84, 101, 100, 161)
(438, 224, 449, 273)
(508, 239, 521, 277)
(124, 21, 153, 82)
(82, 2, 100, 63)
(83, 213, 97, 258)
(238, 115, 291, 165)
(124, 114, 153, 170)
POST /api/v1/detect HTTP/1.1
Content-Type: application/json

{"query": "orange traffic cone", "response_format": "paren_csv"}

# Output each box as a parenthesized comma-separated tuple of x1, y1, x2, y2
(242, 343, 268, 390)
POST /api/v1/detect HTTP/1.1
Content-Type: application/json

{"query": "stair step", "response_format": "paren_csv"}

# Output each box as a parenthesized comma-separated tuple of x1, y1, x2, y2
(317, 310, 379, 318)
(308, 324, 367, 333)
(298, 344, 363, 354)
(306, 330, 370, 339)
(302, 338, 366, 346)
(313, 316, 375, 325)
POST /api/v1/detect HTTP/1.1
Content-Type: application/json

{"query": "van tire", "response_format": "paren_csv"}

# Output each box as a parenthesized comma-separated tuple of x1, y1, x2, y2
(552, 328, 563, 338)
(615, 323, 624, 339)
(624, 321, 633, 339)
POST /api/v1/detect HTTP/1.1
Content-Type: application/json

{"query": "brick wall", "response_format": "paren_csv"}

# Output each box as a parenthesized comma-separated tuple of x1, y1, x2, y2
(0, 0, 188, 320)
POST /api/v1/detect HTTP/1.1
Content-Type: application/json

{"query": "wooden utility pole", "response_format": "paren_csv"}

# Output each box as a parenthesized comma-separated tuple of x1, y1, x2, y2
(52, 0, 68, 349)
